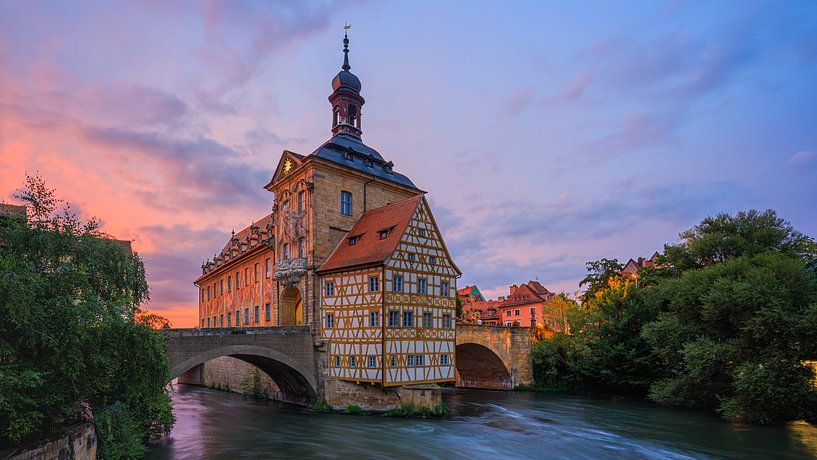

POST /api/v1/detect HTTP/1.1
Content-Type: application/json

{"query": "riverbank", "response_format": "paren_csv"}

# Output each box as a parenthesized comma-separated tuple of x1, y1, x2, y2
(149, 384, 817, 459)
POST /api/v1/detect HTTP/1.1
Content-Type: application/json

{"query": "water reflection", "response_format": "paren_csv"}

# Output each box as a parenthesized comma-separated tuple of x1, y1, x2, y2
(148, 385, 817, 459)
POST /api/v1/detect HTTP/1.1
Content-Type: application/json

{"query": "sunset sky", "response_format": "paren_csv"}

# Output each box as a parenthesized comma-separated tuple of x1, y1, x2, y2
(1, 1, 816, 327)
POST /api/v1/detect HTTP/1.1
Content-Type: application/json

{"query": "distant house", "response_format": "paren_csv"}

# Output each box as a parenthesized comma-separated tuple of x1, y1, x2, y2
(457, 285, 485, 303)
(462, 299, 502, 325)
(619, 252, 661, 280)
(498, 281, 555, 327)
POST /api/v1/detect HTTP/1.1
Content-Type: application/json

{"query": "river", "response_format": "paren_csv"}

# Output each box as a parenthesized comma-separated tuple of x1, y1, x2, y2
(148, 385, 817, 459)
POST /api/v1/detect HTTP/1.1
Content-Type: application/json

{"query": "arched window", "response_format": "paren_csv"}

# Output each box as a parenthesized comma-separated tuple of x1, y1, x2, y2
(347, 104, 357, 126)
(333, 106, 340, 126)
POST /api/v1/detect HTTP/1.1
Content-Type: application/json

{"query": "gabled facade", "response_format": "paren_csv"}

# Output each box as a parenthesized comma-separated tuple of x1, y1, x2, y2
(194, 33, 422, 331)
(318, 195, 461, 386)
(498, 281, 555, 327)
(619, 252, 661, 280)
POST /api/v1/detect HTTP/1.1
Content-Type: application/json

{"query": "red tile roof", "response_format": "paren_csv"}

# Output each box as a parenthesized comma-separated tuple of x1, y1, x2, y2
(221, 213, 274, 254)
(466, 299, 502, 320)
(318, 195, 423, 273)
(499, 282, 549, 308)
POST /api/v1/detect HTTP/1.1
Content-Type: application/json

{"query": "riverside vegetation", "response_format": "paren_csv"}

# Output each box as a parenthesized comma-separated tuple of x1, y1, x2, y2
(532, 209, 817, 424)
(0, 175, 174, 458)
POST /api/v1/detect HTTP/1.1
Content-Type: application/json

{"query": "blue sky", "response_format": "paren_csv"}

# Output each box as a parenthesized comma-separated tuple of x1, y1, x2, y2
(1, 1, 815, 324)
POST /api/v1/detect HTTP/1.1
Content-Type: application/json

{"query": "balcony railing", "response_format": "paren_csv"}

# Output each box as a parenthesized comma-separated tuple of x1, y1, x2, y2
(274, 258, 307, 285)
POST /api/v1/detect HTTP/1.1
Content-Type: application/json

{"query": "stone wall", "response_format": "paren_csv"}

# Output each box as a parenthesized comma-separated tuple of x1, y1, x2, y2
(178, 357, 281, 399)
(3, 423, 96, 460)
(455, 324, 536, 388)
(323, 379, 441, 411)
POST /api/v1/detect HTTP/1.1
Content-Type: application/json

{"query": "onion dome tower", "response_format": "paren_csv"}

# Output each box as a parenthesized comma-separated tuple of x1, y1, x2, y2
(329, 30, 365, 138)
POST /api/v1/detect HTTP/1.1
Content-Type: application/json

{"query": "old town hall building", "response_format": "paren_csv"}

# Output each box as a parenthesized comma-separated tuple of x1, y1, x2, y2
(194, 33, 460, 389)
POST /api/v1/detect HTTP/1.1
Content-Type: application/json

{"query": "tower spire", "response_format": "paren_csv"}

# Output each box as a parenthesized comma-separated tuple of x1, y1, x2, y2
(329, 24, 365, 138)
(342, 27, 351, 71)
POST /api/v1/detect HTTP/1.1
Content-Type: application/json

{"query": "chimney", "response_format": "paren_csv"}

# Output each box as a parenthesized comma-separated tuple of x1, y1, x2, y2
(498, 296, 505, 301)
(510, 284, 518, 295)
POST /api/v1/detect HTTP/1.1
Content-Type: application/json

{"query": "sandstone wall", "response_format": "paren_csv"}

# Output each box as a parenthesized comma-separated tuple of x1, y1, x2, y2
(3, 423, 96, 460)
(177, 357, 281, 399)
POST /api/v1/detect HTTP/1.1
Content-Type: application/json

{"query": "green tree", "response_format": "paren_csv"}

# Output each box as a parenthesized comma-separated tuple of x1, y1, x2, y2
(579, 258, 622, 303)
(0, 174, 173, 453)
(642, 253, 817, 423)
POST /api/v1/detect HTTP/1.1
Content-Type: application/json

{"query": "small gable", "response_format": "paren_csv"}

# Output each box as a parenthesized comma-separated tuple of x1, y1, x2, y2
(266, 150, 305, 188)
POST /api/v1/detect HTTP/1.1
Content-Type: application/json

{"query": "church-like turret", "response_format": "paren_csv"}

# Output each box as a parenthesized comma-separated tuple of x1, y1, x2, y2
(329, 31, 365, 138)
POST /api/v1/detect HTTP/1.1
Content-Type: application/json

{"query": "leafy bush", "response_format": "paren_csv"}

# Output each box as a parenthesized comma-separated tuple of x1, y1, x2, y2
(343, 405, 364, 415)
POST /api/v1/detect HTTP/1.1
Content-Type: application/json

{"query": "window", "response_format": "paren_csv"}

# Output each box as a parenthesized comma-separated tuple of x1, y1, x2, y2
(429, 256, 436, 265)
(235, 310, 240, 326)
(418, 278, 427, 294)
(530, 307, 535, 315)
(441, 354, 449, 365)
(369, 276, 379, 292)
(443, 314, 452, 329)
(207, 286, 211, 300)
(244, 268, 248, 285)
(325, 313, 334, 328)
(389, 310, 399, 327)
(403, 311, 413, 328)
(349, 356, 356, 368)
(340, 191, 353, 216)
(227, 312, 232, 327)
(378, 226, 394, 240)
(298, 237, 305, 258)
(283, 243, 289, 260)
(407, 253, 415, 262)
(348, 235, 360, 246)
(368, 356, 377, 368)
(220, 280, 223, 295)
(506, 310, 512, 316)
(213, 316, 216, 327)
(298, 190, 305, 212)
(245, 308, 250, 325)
(236, 271, 240, 289)
(390, 355, 396, 367)
(407, 355, 414, 366)
(334, 356, 340, 368)
(325, 281, 334, 296)
(254, 306, 260, 323)
(265, 303, 271, 321)
(265, 258, 270, 278)
(207, 317, 210, 327)
(418, 229, 425, 237)
(227, 276, 232, 292)
(515, 309, 520, 316)
(220, 314, 223, 327)
(441, 281, 448, 296)
(200, 289, 204, 303)
(416, 355, 424, 366)
(254, 263, 258, 282)
(393, 275, 403, 292)
(201, 319, 204, 328)
(369, 311, 378, 327)
(424, 312, 433, 328)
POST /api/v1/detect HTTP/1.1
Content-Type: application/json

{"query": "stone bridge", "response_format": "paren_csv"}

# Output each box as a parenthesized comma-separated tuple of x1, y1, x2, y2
(454, 324, 536, 390)
(162, 324, 537, 405)
(162, 326, 320, 404)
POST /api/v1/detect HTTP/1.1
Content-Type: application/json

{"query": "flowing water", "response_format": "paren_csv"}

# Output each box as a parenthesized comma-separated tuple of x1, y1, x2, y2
(148, 385, 817, 459)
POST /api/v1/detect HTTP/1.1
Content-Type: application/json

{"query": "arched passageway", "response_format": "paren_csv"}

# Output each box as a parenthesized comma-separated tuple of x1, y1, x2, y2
(280, 286, 303, 326)
(455, 343, 512, 390)
(170, 345, 316, 405)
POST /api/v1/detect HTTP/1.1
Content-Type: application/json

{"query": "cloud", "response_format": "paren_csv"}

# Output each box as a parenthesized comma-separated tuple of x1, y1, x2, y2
(790, 150, 816, 166)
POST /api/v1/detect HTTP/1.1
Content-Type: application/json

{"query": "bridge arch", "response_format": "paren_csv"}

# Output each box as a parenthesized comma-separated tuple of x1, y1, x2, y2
(164, 327, 318, 405)
(170, 344, 317, 404)
(455, 343, 512, 390)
